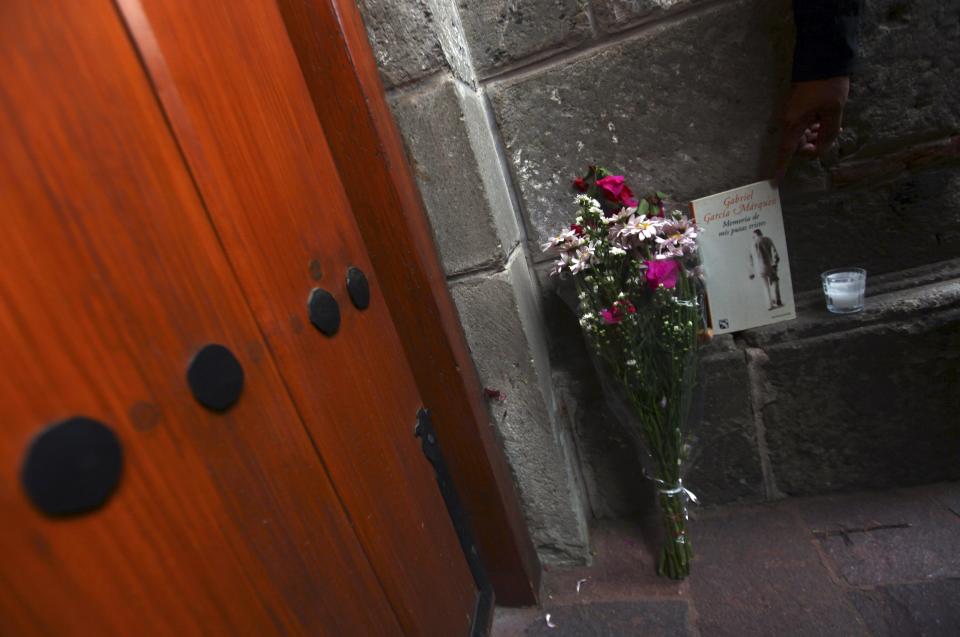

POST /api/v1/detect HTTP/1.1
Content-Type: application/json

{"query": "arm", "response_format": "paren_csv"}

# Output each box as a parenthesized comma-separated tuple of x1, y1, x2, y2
(773, 1, 863, 183)
(792, 0, 862, 82)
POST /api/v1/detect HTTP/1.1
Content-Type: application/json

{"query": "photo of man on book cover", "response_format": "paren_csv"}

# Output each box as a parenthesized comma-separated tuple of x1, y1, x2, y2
(748, 229, 783, 311)
(691, 180, 796, 334)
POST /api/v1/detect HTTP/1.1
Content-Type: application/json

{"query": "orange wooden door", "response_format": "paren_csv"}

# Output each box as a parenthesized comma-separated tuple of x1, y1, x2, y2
(0, 0, 477, 635)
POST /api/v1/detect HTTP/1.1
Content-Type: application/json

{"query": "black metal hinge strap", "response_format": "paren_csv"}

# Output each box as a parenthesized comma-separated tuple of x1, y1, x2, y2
(414, 408, 493, 637)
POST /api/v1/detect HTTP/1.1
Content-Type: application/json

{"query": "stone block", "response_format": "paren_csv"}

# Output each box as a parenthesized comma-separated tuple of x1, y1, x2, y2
(791, 487, 960, 587)
(389, 77, 520, 275)
(753, 278, 960, 494)
(841, 0, 960, 158)
(487, 0, 793, 252)
(456, 0, 592, 78)
(533, 262, 640, 518)
(428, 0, 478, 86)
(506, 203, 556, 418)
(685, 350, 766, 504)
(357, 0, 446, 88)
(590, 0, 706, 33)
(781, 167, 960, 292)
(691, 505, 867, 637)
(850, 581, 960, 637)
(554, 368, 646, 518)
(535, 264, 656, 518)
(450, 262, 589, 563)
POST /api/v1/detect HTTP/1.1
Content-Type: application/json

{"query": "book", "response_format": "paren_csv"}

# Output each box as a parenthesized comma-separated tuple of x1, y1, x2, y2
(690, 180, 796, 334)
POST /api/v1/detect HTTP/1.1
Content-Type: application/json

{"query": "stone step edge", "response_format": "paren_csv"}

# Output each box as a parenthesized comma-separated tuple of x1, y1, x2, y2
(735, 259, 960, 348)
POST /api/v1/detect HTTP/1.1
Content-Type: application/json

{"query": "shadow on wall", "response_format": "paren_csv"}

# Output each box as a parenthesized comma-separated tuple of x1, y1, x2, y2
(783, 169, 960, 292)
(540, 275, 652, 519)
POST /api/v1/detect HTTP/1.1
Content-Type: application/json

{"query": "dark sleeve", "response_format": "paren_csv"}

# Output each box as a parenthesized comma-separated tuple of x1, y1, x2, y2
(792, 0, 863, 81)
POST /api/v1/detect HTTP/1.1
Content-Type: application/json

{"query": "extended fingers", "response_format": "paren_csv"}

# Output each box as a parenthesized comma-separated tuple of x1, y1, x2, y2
(817, 107, 843, 156)
(798, 122, 820, 157)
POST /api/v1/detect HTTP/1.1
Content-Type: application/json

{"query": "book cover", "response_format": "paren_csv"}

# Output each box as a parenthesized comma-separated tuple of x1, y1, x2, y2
(690, 180, 796, 334)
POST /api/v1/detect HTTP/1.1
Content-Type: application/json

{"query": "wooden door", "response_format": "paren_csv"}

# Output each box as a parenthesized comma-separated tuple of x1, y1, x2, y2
(0, 0, 478, 635)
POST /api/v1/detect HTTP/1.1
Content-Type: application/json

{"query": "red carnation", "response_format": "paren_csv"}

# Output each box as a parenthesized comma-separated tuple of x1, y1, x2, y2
(599, 299, 636, 325)
(619, 184, 638, 208)
(597, 175, 639, 208)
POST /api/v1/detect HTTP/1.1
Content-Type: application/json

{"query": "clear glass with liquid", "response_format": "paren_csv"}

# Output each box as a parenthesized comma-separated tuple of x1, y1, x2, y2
(821, 268, 866, 314)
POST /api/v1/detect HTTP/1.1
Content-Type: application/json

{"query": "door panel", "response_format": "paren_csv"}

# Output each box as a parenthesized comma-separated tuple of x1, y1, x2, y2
(275, 0, 541, 604)
(115, 0, 478, 634)
(0, 1, 399, 634)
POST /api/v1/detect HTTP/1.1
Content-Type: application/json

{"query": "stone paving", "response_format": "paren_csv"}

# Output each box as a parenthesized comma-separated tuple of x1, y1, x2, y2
(493, 482, 960, 636)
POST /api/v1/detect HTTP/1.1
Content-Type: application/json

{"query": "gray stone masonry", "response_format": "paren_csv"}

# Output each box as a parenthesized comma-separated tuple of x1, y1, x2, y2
(494, 483, 960, 636)
(427, 0, 477, 86)
(487, 0, 793, 254)
(388, 76, 520, 276)
(782, 168, 960, 292)
(684, 349, 766, 504)
(359, 0, 476, 88)
(742, 261, 960, 496)
(591, 0, 708, 34)
(456, 1, 592, 78)
(358, 0, 960, 570)
(357, 0, 446, 88)
(536, 258, 960, 515)
(841, 0, 960, 158)
(450, 253, 590, 564)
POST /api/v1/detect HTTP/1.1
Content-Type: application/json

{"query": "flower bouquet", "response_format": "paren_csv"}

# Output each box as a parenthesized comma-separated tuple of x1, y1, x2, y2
(543, 166, 704, 579)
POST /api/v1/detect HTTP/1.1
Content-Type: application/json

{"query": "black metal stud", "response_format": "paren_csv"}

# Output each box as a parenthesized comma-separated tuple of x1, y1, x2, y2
(346, 266, 370, 310)
(187, 344, 245, 411)
(308, 287, 340, 336)
(21, 417, 123, 517)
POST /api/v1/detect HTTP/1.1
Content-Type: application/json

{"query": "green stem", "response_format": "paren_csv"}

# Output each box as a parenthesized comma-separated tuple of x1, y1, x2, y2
(575, 257, 701, 580)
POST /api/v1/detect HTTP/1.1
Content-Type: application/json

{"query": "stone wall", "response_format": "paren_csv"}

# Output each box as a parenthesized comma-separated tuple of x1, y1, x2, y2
(357, 0, 960, 562)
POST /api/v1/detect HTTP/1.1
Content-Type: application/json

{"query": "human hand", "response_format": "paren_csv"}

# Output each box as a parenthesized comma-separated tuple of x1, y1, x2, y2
(773, 77, 850, 184)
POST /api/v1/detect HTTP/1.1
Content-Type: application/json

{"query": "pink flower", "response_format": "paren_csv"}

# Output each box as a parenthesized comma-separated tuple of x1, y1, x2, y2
(600, 308, 620, 324)
(596, 175, 638, 208)
(596, 175, 625, 199)
(645, 259, 680, 290)
(599, 299, 636, 325)
(572, 177, 588, 192)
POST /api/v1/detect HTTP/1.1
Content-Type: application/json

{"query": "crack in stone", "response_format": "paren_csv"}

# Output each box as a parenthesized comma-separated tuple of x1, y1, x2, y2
(812, 522, 913, 546)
